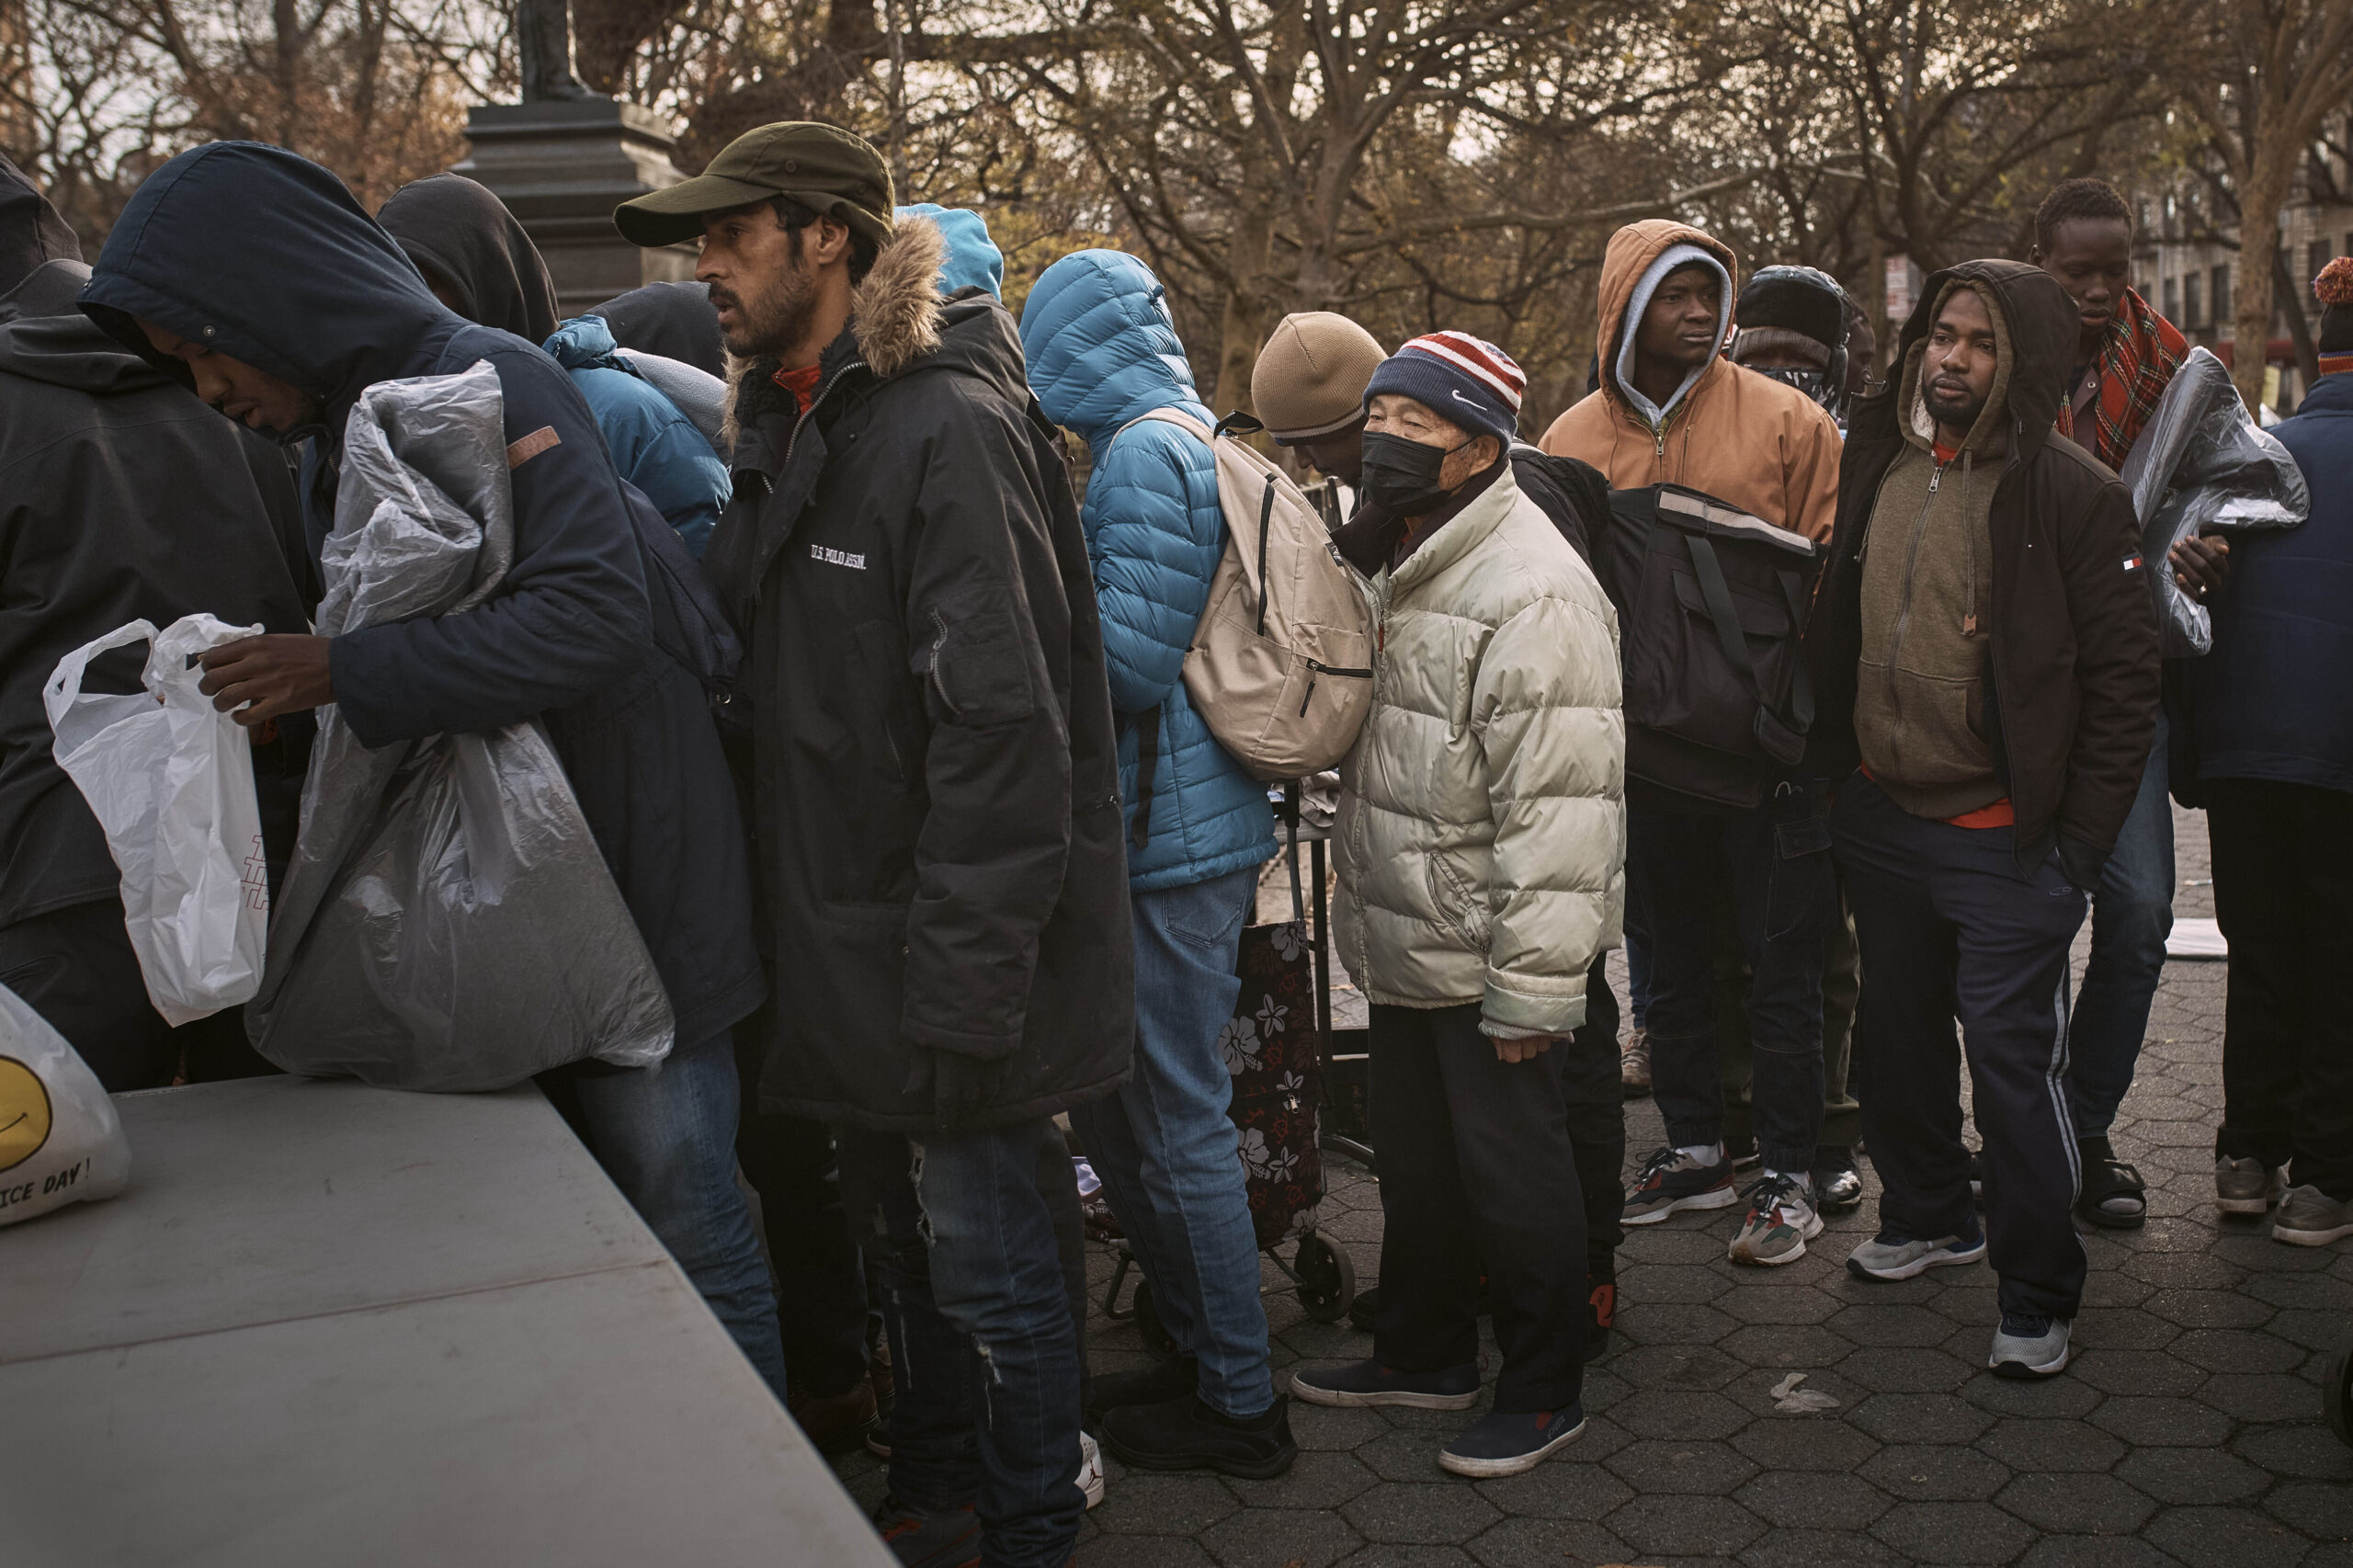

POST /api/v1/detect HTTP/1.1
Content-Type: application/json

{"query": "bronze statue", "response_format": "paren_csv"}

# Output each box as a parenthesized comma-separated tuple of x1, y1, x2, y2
(517, 0, 602, 102)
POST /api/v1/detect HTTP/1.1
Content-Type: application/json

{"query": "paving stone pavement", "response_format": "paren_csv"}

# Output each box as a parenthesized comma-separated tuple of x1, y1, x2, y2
(833, 807, 2353, 1565)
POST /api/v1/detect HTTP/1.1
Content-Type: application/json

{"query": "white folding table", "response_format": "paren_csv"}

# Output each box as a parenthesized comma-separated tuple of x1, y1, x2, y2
(0, 1074, 892, 1567)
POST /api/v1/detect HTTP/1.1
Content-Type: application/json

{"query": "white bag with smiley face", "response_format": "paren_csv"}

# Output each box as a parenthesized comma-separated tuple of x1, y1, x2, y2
(0, 983, 131, 1228)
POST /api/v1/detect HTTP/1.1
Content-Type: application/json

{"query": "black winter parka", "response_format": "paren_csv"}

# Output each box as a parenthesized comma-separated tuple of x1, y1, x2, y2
(705, 219, 1133, 1131)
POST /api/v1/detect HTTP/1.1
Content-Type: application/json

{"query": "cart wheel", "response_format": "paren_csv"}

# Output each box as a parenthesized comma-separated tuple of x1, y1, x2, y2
(1132, 1278, 1181, 1361)
(1295, 1234, 1357, 1323)
(2325, 1337, 2352, 1448)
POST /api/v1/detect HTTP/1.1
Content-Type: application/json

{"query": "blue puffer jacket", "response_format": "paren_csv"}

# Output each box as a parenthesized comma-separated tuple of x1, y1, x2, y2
(2181, 370, 2353, 796)
(897, 203, 1004, 299)
(543, 314, 730, 556)
(1020, 250, 1274, 892)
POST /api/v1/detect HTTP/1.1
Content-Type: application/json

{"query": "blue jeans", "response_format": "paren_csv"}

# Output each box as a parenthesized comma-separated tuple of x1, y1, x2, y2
(1069, 863, 1274, 1419)
(553, 1034, 786, 1397)
(840, 1120, 1086, 1568)
(1630, 780, 1834, 1176)
(2065, 711, 2175, 1140)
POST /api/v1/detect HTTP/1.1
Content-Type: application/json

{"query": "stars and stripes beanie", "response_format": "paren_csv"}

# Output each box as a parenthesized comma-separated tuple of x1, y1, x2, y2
(1361, 331, 1526, 449)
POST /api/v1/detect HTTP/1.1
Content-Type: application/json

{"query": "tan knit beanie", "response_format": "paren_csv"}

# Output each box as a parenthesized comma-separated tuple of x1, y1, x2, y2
(1252, 312, 1387, 439)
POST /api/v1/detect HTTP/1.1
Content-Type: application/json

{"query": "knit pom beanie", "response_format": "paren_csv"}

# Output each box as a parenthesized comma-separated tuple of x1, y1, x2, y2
(2317, 256, 2353, 356)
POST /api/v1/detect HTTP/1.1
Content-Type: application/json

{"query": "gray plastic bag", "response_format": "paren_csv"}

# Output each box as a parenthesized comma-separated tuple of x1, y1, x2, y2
(2117, 347, 2309, 658)
(247, 360, 675, 1092)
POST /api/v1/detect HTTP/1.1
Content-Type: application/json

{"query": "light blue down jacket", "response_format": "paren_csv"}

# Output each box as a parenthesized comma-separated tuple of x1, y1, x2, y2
(1019, 249, 1275, 892)
(897, 203, 1005, 299)
(542, 314, 730, 556)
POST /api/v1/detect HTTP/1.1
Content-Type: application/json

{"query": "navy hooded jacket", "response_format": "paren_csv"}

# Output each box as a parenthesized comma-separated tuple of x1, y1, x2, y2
(2179, 370, 2353, 797)
(81, 142, 763, 1051)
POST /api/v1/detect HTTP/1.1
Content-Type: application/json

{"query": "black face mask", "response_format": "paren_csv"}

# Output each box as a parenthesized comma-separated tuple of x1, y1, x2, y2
(1358, 430, 1472, 516)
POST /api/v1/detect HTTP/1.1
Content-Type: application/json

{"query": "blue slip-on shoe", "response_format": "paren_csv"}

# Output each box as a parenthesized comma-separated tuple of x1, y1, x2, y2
(1438, 1404, 1587, 1478)
(1846, 1220, 1987, 1281)
(1290, 1358, 1481, 1410)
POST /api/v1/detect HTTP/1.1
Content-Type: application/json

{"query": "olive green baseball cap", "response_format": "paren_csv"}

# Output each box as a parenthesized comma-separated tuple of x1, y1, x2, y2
(615, 121, 895, 249)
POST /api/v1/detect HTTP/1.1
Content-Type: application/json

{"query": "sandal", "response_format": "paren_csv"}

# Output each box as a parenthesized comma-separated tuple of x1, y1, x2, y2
(2078, 1155, 2147, 1229)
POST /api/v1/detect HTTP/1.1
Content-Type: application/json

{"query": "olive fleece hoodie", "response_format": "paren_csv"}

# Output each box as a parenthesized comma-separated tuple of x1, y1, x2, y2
(1854, 278, 2017, 819)
(1540, 219, 1841, 542)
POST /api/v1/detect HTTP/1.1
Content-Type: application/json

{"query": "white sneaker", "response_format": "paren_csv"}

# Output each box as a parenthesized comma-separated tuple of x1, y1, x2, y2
(1078, 1429, 1106, 1510)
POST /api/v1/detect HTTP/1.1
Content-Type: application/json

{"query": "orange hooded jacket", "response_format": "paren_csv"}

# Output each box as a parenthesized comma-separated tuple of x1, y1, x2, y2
(1539, 220, 1842, 543)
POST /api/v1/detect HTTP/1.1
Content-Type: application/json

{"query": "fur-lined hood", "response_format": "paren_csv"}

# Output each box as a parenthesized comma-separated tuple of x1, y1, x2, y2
(727, 216, 1029, 449)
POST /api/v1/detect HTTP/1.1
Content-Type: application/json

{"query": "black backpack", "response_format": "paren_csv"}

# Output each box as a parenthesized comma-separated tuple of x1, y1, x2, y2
(1603, 483, 1822, 809)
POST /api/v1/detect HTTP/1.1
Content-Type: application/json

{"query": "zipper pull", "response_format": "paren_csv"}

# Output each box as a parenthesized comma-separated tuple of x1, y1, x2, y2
(1654, 426, 1666, 460)
(1928, 467, 1941, 494)
(1299, 676, 1317, 716)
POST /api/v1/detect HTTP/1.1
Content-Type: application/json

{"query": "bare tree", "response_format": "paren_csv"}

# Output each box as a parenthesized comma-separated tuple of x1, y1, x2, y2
(2177, 0, 2353, 406)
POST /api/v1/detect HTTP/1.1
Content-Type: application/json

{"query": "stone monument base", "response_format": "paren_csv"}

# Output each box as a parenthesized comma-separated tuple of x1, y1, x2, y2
(459, 98, 698, 315)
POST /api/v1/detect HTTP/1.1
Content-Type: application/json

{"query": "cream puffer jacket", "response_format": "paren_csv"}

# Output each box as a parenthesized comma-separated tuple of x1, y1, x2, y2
(1333, 463, 1625, 1036)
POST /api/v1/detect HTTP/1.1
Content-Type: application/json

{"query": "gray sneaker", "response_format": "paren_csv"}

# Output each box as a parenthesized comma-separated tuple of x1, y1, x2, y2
(2273, 1185, 2353, 1246)
(1988, 1312, 2072, 1379)
(1728, 1174, 1823, 1267)
(1847, 1222, 1986, 1281)
(2216, 1155, 2287, 1214)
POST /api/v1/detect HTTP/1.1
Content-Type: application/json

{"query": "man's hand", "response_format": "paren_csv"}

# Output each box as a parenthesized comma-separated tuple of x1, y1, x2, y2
(197, 634, 334, 726)
(1494, 1034, 1558, 1063)
(2169, 532, 2231, 601)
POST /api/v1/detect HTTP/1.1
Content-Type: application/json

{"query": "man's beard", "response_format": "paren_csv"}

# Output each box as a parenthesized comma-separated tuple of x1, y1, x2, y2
(713, 241, 820, 359)
(1923, 375, 1986, 433)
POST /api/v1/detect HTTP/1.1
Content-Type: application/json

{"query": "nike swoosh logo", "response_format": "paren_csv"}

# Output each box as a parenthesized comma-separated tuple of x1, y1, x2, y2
(1451, 389, 1482, 409)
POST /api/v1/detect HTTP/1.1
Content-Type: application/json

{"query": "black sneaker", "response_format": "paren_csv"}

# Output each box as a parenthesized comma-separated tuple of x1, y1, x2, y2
(1099, 1392, 1299, 1480)
(1623, 1145, 1739, 1225)
(873, 1498, 980, 1568)
(1290, 1358, 1481, 1409)
(1438, 1403, 1586, 1477)
(1084, 1355, 1197, 1426)
(1814, 1147, 1864, 1214)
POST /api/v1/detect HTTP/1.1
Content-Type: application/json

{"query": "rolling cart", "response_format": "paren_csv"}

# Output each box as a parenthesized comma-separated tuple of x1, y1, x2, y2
(1102, 784, 1367, 1348)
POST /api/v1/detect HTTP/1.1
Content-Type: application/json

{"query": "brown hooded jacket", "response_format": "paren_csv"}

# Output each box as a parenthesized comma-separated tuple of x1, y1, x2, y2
(1539, 219, 1841, 542)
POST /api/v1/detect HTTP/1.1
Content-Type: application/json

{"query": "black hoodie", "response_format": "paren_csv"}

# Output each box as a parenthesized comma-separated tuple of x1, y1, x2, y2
(377, 173, 560, 345)
(82, 142, 763, 1050)
(0, 192, 312, 930)
(590, 279, 724, 378)
(1806, 258, 2160, 878)
(0, 155, 81, 291)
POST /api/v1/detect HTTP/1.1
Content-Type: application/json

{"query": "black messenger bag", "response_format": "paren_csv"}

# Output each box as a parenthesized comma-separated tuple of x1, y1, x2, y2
(1605, 483, 1822, 809)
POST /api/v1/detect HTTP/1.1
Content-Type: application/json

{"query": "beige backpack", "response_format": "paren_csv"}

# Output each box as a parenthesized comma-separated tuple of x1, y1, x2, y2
(1125, 409, 1376, 782)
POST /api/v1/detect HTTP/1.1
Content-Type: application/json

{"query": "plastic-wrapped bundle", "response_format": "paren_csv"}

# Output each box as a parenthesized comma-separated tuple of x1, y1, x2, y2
(2118, 347, 2310, 658)
(247, 360, 674, 1091)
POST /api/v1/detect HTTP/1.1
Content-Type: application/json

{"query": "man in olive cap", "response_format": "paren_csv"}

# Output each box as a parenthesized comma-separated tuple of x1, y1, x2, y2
(620, 125, 1134, 1567)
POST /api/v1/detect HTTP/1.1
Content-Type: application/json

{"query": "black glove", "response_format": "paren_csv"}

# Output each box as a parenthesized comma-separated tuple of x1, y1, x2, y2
(2057, 832, 2109, 893)
(930, 1051, 996, 1130)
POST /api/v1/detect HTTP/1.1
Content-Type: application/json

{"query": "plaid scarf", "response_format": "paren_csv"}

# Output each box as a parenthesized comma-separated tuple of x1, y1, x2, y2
(2053, 286, 2188, 471)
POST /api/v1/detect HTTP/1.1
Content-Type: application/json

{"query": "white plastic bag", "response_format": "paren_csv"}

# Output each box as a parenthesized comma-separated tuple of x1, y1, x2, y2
(0, 983, 131, 1227)
(42, 614, 269, 1027)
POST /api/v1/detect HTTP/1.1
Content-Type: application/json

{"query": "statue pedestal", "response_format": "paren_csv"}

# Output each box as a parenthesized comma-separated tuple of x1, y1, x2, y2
(459, 98, 698, 314)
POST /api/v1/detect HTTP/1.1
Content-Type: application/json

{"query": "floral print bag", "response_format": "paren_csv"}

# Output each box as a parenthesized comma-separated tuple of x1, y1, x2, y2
(1217, 837, 1325, 1249)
